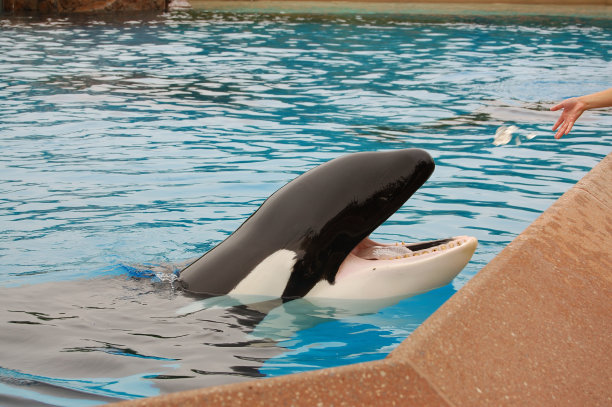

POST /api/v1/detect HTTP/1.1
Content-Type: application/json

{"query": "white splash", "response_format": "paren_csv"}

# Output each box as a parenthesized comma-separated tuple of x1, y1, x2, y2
(493, 125, 537, 146)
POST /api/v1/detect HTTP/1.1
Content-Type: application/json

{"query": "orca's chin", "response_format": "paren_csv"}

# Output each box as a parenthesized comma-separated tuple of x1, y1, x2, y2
(334, 235, 478, 283)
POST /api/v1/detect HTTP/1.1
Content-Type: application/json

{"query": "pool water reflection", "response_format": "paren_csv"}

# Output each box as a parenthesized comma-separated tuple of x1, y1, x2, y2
(0, 10, 611, 406)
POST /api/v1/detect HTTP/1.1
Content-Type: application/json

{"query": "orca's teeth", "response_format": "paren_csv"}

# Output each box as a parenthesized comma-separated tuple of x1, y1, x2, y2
(357, 237, 472, 261)
(389, 237, 469, 259)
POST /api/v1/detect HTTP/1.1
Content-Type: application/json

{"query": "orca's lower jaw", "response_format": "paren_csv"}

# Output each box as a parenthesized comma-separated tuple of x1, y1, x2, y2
(304, 235, 478, 300)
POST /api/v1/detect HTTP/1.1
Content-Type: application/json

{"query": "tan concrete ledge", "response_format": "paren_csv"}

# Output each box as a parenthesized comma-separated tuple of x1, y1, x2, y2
(5, 0, 612, 17)
(390, 151, 612, 406)
(112, 359, 451, 406)
(111, 152, 611, 407)
(188, 1, 612, 17)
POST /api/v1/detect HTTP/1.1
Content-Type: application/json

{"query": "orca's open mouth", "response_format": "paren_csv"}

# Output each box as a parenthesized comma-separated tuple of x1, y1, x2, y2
(352, 237, 474, 261)
(332, 235, 478, 284)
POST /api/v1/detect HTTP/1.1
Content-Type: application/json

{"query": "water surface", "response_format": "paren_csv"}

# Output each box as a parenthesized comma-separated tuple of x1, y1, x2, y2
(1, 10, 611, 406)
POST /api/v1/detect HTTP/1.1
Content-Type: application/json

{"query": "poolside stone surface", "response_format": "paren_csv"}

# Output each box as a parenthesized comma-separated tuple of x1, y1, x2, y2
(4, 0, 612, 15)
(112, 359, 451, 406)
(2, 0, 166, 13)
(110, 154, 611, 406)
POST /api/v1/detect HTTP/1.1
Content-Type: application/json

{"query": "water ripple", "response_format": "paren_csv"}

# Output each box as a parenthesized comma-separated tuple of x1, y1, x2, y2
(1, 10, 611, 406)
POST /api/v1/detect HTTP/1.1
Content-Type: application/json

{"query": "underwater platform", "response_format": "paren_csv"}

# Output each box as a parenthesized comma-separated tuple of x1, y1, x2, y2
(109, 153, 611, 405)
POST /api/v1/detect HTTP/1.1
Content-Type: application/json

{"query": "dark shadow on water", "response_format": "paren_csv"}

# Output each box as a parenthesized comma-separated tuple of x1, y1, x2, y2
(0, 267, 456, 405)
(0, 274, 282, 405)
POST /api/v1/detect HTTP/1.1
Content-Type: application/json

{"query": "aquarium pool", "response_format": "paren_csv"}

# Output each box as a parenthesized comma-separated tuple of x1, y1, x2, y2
(0, 10, 611, 407)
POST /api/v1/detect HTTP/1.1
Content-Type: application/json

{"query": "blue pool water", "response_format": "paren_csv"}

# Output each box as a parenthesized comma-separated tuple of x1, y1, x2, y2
(1, 10, 611, 406)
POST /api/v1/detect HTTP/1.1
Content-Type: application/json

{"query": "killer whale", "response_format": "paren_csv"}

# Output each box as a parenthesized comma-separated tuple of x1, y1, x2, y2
(177, 149, 477, 301)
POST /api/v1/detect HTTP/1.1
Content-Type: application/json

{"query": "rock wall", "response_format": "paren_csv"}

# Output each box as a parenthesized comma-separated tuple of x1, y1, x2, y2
(2, 0, 167, 13)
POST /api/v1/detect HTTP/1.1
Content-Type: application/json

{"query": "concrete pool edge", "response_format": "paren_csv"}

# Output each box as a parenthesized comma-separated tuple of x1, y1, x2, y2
(185, 1, 612, 18)
(3, 0, 612, 16)
(110, 153, 611, 407)
(389, 151, 612, 405)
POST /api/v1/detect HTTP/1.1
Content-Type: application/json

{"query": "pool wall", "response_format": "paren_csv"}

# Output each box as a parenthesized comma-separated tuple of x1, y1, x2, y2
(1, 0, 166, 13)
(110, 152, 611, 406)
(3, 0, 612, 14)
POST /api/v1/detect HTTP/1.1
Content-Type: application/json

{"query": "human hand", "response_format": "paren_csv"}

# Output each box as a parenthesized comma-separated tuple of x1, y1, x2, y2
(550, 97, 588, 139)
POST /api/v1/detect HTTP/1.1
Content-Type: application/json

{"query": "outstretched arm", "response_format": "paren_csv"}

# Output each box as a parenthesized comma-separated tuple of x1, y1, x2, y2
(551, 87, 612, 139)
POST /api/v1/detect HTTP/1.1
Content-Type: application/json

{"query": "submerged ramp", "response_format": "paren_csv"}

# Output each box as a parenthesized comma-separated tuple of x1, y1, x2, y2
(113, 152, 612, 407)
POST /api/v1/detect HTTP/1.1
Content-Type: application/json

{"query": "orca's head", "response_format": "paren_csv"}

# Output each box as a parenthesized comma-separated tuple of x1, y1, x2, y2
(178, 149, 477, 301)
(277, 149, 441, 298)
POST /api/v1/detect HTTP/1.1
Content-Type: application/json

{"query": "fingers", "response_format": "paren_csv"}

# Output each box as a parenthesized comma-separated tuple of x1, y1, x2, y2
(554, 121, 565, 139)
(551, 97, 585, 139)
(552, 115, 564, 131)
(550, 102, 564, 111)
(554, 119, 575, 139)
(555, 125, 566, 139)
